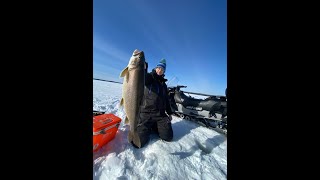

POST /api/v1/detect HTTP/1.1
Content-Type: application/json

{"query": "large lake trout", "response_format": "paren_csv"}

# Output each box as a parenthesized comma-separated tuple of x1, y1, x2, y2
(120, 49, 145, 147)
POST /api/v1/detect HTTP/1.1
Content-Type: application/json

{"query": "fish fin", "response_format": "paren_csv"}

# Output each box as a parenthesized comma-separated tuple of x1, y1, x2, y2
(120, 98, 124, 106)
(120, 67, 128, 77)
(125, 116, 129, 124)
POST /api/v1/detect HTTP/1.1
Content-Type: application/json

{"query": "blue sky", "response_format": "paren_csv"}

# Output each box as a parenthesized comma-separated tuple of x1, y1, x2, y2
(93, 0, 227, 96)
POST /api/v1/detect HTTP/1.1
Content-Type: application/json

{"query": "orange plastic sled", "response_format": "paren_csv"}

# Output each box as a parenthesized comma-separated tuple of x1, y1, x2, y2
(93, 113, 121, 152)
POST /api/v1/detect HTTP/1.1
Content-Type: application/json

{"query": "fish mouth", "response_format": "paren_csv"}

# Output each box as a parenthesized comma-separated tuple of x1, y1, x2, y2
(128, 61, 145, 70)
(130, 59, 145, 65)
(133, 50, 143, 56)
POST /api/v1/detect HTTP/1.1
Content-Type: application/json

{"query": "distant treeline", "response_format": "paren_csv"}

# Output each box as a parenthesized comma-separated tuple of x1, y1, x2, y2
(93, 78, 123, 84)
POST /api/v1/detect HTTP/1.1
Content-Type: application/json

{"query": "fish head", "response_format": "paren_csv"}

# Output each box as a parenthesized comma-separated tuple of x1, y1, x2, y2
(128, 49, 145, 71)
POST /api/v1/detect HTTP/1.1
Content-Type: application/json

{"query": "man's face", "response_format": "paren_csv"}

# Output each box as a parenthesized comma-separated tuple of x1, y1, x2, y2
(155, 67, 164, 76)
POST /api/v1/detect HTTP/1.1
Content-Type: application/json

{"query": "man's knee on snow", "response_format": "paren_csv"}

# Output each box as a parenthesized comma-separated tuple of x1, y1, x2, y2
(160, 136, 173, 142)
(132, 124, 151, 148)
(159, 132, 173, 142)
(157, 118, 173, 142)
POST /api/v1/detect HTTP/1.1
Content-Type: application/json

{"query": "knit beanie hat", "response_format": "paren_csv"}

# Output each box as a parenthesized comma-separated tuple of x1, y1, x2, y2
(156, 58, 166, 73)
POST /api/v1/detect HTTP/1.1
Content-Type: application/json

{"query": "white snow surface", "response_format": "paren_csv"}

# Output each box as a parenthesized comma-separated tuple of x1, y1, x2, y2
(93, 80, 227, 180)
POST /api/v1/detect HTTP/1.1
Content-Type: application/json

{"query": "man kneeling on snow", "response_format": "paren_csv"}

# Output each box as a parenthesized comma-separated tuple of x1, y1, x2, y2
(132, 58, 173, 148)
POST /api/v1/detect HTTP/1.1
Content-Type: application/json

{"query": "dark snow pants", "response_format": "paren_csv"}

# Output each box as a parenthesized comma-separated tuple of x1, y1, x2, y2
(134, 113, 173, 148)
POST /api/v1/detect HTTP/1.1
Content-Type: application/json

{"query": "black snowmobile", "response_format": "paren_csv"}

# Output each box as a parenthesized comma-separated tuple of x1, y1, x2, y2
(167, 85, 227, 135)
